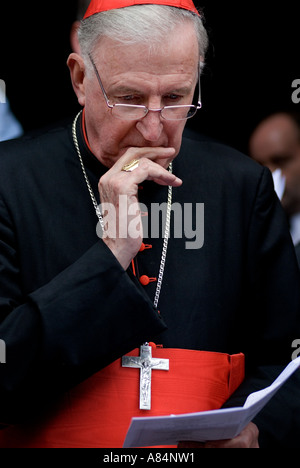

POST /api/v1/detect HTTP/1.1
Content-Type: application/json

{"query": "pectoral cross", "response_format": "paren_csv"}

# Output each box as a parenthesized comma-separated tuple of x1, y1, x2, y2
(122, 344, 169, 410)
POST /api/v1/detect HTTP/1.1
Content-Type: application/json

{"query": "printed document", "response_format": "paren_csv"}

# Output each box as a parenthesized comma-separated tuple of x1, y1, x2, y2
(123, 356, 300, 448)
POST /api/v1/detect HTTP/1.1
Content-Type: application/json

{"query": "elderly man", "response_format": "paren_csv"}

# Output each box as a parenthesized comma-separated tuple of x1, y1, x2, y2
(0, 0, 299, 448)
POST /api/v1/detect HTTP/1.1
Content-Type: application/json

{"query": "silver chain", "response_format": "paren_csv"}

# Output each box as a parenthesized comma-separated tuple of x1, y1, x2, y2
(72, 112, 105, 231)
(72, 110, 172, 310)
(154, 182, 172, 309)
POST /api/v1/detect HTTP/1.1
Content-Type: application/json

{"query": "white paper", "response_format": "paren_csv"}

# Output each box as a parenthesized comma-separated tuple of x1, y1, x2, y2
(123, 357, 300, 448)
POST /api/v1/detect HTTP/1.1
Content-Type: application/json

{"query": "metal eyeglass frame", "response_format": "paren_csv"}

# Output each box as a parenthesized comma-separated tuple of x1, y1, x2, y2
(88, 53, 202, 121)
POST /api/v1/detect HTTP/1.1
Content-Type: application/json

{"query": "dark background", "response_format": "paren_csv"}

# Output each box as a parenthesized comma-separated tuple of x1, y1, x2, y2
(1, 1, 300, 154)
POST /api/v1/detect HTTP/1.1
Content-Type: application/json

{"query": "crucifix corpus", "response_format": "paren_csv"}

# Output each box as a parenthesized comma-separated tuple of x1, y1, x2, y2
(122, 344, 169, 410)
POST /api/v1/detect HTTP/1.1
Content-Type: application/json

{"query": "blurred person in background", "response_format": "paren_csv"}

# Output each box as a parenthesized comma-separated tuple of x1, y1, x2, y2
(0, 84, 23, 142)
(249, 112, 300, 265)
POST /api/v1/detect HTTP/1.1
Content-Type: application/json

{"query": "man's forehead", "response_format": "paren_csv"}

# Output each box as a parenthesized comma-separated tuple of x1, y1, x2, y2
(93, 53, 199, 89)
(109, 83, 193, 93)
(93, 22, 199, 68)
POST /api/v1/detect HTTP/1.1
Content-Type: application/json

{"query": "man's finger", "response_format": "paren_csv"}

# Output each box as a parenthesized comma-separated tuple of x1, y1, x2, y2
(114, 146, 177, 172)
(121, 157, 182, 187)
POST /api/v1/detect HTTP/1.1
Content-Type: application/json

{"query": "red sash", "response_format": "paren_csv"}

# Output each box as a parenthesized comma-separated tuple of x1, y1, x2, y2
(0, 348, 244, 448)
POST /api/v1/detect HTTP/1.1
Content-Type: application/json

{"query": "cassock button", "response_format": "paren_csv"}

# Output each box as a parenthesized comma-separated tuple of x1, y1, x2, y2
(148, 342, 157, 349)
(139, 275, 157, 286)
(139, 243, 153, 252)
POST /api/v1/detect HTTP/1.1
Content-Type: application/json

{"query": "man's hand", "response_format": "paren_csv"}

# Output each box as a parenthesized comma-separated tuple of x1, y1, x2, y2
(98, 147, 182, 270)
(178, 423, 259, 448)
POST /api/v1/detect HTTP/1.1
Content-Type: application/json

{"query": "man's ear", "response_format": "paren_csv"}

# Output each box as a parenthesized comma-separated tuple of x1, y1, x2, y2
(67, 53, 86, 107)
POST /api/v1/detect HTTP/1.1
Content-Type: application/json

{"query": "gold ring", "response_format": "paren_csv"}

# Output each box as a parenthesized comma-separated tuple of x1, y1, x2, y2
(121, 159, 140, 172)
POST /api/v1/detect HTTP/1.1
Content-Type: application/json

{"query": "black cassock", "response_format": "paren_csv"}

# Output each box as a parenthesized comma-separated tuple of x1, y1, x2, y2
(0, 113, 299, 447)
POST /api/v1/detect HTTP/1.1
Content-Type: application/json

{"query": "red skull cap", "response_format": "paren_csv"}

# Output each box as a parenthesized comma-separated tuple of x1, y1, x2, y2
(83, 0, 200, 19)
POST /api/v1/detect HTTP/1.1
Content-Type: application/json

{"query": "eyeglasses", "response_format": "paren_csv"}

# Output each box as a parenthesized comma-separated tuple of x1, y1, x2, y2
(88, 53, 202, 121)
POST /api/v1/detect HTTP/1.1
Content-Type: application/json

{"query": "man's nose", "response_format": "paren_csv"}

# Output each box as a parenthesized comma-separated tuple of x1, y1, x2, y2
(135, 109, 164, 142)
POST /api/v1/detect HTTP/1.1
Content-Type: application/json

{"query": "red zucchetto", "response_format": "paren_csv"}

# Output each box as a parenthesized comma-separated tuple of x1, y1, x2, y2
(83, 0, 200, 19)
